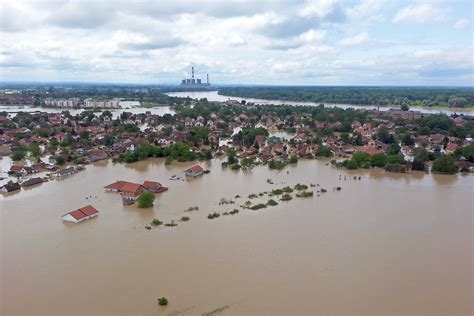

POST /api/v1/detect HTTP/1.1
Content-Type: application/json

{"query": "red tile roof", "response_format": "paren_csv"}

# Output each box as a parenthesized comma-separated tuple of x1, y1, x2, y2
(142, 181, 161, 190)
(79, 205, 99, 216)
(120, 182, 145, 193)
(66, 205, 99, 220)
(360, 145, 380, 155)
(104, 181, 126, 190)
(187, 165, 204, 173)
(69, 210, 87, 220)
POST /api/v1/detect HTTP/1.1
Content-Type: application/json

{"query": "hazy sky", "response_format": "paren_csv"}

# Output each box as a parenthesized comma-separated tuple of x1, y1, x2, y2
(0, 0, 472, 85)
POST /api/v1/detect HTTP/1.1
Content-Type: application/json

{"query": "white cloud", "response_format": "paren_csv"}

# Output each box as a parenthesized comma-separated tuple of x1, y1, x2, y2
(338, 31, 369, 46)
(299, 0, 340, 19)
(393, 3, 447, 23)
(0, 0, 472, 85)
(346, 0, 383, 18)
(299, 29, 327, 43)
(453, 18, 471, 30)
(412, 49, 442, 59)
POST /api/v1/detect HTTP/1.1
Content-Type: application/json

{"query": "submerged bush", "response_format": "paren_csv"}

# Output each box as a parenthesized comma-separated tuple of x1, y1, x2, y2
(280, 194, 292, 201)
(151, 218, 163, 226)
(157, 297, 168, 306)
(294, 183, 308, 190)
(164, 220, 177, 227)
(296, 191, 313, 198)
(250, 203, 267, 210)
(207, 212, 220, 219)
(267, 199, 278, 206)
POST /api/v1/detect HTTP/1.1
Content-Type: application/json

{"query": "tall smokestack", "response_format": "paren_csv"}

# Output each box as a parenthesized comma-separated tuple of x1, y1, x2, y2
(206, 74, 209, 84)
(192, 66, 195, 79)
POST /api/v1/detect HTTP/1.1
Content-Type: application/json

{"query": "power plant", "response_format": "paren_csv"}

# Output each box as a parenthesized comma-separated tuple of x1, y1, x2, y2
(180, 66, 211, 89)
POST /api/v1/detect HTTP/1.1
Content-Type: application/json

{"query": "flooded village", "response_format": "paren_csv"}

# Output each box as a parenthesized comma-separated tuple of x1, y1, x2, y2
(1, 91, 473, 315)
(2, 0, 473, 313)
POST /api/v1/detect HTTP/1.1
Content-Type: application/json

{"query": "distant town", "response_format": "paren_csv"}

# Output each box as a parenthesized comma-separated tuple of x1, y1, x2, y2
(1, 85, 473, 197)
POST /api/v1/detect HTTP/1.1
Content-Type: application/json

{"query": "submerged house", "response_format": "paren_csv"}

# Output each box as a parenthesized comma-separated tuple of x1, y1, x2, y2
(184, 165, 204, 177)
(1, 181, 21, 193)
(54, 166, 76, 177)
(62, 205, 99, 223)
(9, 165, 37, 175)
(104, 180, 129, 192)
(120, 182, 147, 203)
(142, 181, 168, 193)
(89, 150, 108, 162)
(103, 180, 147, 203)
(21, 177, 44, 187)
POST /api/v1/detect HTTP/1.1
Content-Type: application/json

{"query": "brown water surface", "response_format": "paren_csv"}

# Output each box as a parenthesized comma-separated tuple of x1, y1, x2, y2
(1, 159, 472, 315)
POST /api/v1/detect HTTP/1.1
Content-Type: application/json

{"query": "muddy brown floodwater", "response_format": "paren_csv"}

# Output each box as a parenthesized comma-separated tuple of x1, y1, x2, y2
(1, 159, 473, 315)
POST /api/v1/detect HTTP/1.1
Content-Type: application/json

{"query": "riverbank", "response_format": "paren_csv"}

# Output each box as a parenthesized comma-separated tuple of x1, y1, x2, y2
(166, 91, 474, 117)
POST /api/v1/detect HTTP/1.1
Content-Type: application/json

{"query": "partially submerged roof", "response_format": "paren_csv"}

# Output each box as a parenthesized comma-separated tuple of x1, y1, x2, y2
(64, 205, 99, 220)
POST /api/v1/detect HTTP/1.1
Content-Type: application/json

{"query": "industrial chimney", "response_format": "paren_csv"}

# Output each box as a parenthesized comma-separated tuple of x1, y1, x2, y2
(206, 74, 209, 84)
(192, 66, 195, 79)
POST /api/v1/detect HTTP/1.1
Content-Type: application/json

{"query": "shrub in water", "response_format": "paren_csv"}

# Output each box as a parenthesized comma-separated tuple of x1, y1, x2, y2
(294, 183, 308, 190)
(207, 212, 220, 219)
(267, 199, 278, 206)
(296, 191, 313, 198)
(152, 218, 162, 226)
(250, 203, 267, 210)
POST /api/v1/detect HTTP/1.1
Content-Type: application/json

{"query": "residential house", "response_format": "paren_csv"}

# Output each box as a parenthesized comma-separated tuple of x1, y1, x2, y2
(54, 166, 76, 177)
(89, 150, 108, 162)
(1, 181, 21, 193)
(62, 205, 99, 223)
(142, 181, 168, 193)
(184, 165, 204, 177)
(9, 165, 37, 175)
(21, 177, 44, 187)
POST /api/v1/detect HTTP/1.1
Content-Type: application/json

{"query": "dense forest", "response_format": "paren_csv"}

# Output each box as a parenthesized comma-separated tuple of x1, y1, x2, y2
(218, 86, 474, 108)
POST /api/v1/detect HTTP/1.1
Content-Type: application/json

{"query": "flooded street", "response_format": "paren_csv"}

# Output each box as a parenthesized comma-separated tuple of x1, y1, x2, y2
(1, 159, 472, 315)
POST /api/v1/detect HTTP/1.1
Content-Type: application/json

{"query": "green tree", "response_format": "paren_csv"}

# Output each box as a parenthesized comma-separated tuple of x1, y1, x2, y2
(27, 143, 41, 157)
(315, 146, 332, 157)
(376, 125, 393, 144)
(227, 148, 238, 165)
(289, 156, 298, 164)
(455, 144, 474, 162)
(413, 147, 429, 162)
(345, 159, 359, 170)
(370, 153, 387, 167)
(11, 150, 26, 161)
(401, 134, 414, 146)
(432, 154, 458, 174)
(352, 152, 371, 166)
(411, 158, 425, 171)
(55, 156, 66, 165)
(138, 192, 155, 208)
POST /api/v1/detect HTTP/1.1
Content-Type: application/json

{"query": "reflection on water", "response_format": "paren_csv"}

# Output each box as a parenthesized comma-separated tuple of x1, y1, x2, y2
(1, 159, 472, 315)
